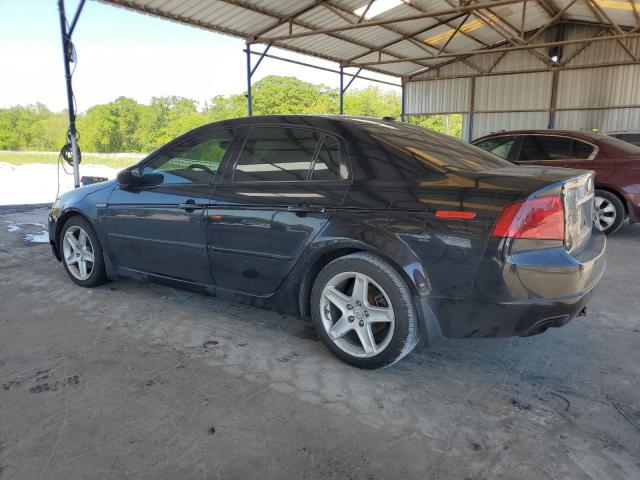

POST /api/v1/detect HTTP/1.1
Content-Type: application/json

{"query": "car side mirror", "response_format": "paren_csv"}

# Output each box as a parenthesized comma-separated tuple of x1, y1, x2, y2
(117, 167, 140, 188)
(139, 173, 164, 186)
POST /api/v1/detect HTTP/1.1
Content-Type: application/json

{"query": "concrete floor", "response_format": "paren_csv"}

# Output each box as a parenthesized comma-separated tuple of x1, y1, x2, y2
(1, 208, 639, 480)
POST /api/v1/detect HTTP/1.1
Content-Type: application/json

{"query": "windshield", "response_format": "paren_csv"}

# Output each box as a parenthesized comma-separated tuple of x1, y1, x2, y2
(366, 122, 515, 172)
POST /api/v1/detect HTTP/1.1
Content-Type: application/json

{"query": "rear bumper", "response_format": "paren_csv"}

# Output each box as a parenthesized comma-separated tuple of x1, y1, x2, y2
(624, 192, 640, 223)
(423, 230, 606, 340)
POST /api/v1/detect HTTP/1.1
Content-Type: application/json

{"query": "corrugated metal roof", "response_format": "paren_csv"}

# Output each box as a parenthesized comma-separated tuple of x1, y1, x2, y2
(98, 0, 640, 78)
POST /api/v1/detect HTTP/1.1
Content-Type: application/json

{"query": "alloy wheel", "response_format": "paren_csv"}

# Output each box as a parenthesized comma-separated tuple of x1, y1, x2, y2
(62, 225, 95, 281)
(319, 271, 395, 358)
(593, 195, 616, 231)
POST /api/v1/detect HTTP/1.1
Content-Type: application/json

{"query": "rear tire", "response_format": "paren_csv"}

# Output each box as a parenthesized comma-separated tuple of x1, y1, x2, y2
(594, 190, 624, 235)
(60, 216, 107, 287)
(310, 252, 420, 369)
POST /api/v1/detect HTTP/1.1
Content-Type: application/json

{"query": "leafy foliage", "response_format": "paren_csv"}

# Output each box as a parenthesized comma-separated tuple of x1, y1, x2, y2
(0, 75, 461, 154)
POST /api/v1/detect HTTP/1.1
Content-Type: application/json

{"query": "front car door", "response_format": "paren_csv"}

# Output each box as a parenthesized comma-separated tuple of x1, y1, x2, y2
(473, 135, 517, 161)
(206, 125, 350, 295)
(104, 128, 238, 283)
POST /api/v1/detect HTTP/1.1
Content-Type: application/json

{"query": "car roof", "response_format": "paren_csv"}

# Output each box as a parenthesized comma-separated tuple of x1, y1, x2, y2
(473, 129, 604, 142)
(203, 114, 401, 130)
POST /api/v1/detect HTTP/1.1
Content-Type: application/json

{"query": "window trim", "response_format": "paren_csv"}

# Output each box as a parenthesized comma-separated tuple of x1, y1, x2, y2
(135, 128, 240, 187)
(474, 136, 517, 160)
(485, 133, 599, 163)
(227, 125, 350, 185)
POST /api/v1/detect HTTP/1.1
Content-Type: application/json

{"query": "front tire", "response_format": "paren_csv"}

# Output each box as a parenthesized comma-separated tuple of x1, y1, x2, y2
(310, 252, 420, 369)
(594, 190, 624, 235)
(60, 216, 107, 287)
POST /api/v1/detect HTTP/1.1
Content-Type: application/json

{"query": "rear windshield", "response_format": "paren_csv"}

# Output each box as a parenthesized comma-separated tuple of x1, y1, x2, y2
(363, 121, 514, 172)
(599, 133, 640, 155)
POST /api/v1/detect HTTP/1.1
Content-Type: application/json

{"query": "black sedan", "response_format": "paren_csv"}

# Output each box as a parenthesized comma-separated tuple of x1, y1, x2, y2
(49, 116, 605, 369)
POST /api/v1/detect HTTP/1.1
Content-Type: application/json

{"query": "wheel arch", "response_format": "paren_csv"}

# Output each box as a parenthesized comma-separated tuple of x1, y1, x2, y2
(595, 185, 628, 216)
(55, 208, 97, 253)
(297, 242, 425, 320)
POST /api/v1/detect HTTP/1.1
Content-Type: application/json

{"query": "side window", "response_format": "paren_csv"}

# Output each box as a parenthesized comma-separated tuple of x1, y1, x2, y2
(233, 127, 320, 182)
(474, 137, 515, 159)
(141, 130, 234, 184)
(519, 135, 574, 161)
(572, 140, 595, 160)
(311, 135, 343, 180)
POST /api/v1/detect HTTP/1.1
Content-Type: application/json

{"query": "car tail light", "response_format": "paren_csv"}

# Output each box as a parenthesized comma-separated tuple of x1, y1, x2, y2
(491, 195, 564, 240)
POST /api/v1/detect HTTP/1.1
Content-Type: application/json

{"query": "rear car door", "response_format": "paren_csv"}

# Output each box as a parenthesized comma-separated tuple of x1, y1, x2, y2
(206, 125, 350, 295)
(104, 128, 238, 283)
(515, 135, 596, 168)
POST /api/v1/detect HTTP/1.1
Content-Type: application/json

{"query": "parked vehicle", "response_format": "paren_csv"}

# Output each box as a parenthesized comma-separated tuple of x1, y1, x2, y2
(607, 131, 640, 147)
(49, 116, 605, 368)
(473, 130, 640, 234)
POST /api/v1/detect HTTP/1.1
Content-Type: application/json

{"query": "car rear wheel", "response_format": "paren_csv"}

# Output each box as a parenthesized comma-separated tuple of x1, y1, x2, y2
(593, 190, 624, 235)
(60, 216, 107, 287)
(310, 252, 420, 369)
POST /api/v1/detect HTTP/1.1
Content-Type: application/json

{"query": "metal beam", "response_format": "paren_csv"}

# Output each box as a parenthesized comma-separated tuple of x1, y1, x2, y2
(401, 81, 406, 122)
(250, 43, 271, 77)
(585, 0, 639, 62)
(525, 0, 579, 45)
(246, 44, 252, 116)
(342, 67, 363, 93)
(346, 32, 640, 67)
(57, 0, 85, 189)
(68, 0, 86, 36)
(404, 58, 640, 83)
(251, 1, 325, 39)
(521, 0, 528, 38)
(339, 66, 344, 115)
(325, 2, 486, 75)
(243, 49, 401, 87)
(357, 0, 375, 23)
(438, 14, 471, 55)
(230, 0, 435, 71)
(261, 0, 526, 42)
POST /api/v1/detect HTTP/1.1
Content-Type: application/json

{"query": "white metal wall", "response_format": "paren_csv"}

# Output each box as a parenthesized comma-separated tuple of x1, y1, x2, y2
(405, 24, 640, 140)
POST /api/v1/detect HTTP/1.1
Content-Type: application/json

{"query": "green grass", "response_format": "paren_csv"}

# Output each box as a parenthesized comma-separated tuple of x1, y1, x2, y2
(0, 151, 143, 169)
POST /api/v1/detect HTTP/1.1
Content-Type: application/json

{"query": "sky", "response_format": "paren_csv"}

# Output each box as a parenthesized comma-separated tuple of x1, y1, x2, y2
(0, 0, 400, 112)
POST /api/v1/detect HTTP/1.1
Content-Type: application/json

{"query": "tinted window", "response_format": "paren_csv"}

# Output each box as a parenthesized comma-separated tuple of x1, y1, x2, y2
(474, 136, 515, 159)
(142, 130, 233, 184)
(365, 123, 513, 173)
(572, 139, 595, 159)
(311, 135, 343, 180)
(234, 127, 320, 182)
(519, 135, 572, 161)
(518, 135, 595, 161)
(611, 133, 640, 147)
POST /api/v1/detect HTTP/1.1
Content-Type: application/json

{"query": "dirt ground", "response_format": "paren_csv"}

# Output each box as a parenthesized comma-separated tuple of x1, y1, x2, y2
(1, 207, 639, 480)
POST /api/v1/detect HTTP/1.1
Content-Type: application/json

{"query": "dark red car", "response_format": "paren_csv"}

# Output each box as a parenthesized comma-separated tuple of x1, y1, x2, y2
(473, 130, 640, 234)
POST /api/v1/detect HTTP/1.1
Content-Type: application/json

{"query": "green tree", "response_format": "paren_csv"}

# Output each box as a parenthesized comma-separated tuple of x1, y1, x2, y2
(406, 114, 463, 138)
(0, 76, 464, 154)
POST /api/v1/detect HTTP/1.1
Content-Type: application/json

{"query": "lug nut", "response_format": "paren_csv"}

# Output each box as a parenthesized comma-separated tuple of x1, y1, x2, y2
(356, 301, 362, 306)
(348, 316, 354, 322)
(347, 304, 353, 310)
(358, 320, 364, 327)
(364, 311, 369, 317)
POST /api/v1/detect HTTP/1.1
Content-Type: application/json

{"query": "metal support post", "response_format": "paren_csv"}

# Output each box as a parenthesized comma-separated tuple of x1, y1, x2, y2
(57, 0, 85, 188)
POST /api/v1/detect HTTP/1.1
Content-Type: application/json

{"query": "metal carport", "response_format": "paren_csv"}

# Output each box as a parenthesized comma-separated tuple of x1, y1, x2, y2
(57, 0, 640, 183)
